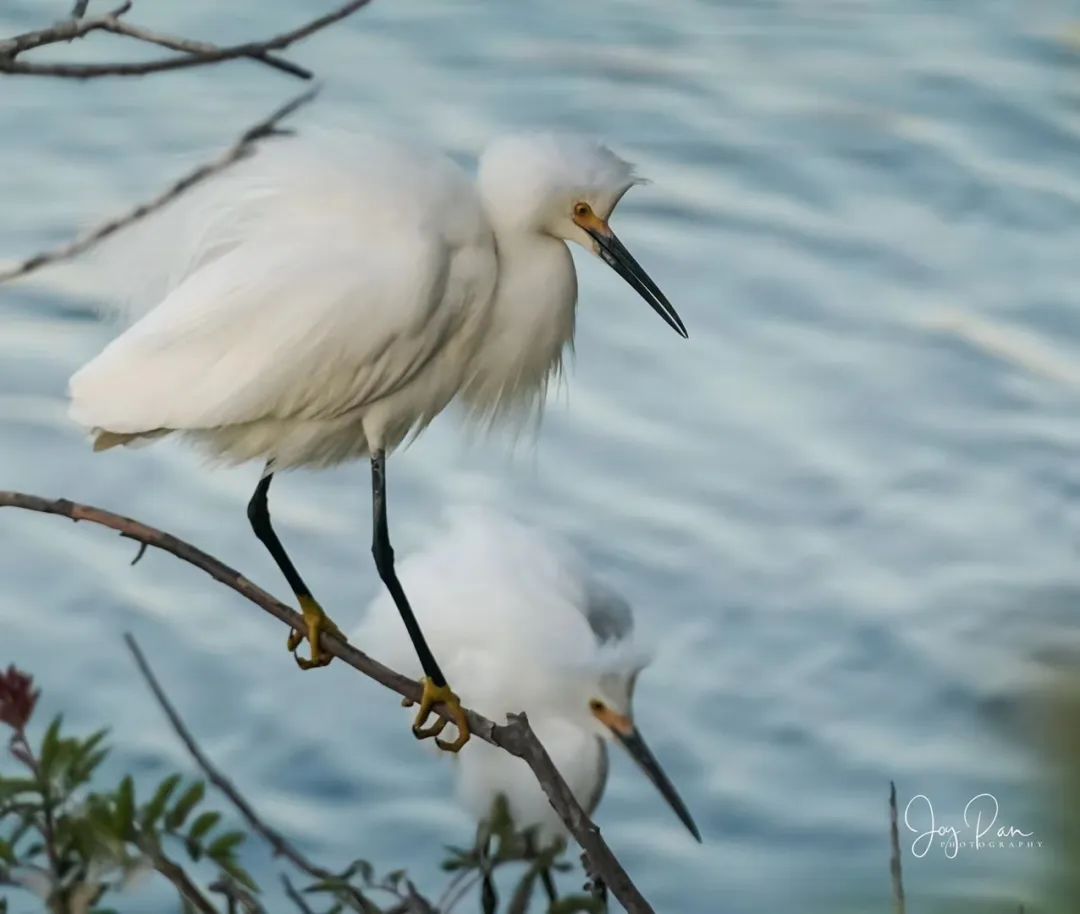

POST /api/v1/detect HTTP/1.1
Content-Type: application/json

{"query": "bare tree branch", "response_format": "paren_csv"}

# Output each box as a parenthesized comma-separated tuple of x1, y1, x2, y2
(0, 491, 657, 914)
(124, 632, 365, 902)
(138, 839, 221, 914)
(0, 0, 372, 79)
(0, 2, 303, 78)
(281, 875, 315, 914)
(889, 781, 906, 914)
(0, 88, 316, 285)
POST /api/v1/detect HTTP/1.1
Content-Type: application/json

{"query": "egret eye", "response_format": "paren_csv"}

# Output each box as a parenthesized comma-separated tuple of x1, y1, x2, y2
(589, 699, 604, 713)
(573, 202, 591, 219)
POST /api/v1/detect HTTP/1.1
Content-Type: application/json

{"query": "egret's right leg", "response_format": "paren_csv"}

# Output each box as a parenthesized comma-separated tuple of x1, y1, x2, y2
(247, 466, 342, 670)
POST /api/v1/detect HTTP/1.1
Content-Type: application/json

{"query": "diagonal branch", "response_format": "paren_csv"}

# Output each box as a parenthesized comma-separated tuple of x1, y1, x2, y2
(0, 88, 316, 285)
(138, 839, 221, 914)
(124, 632, 365, 906)
(0, 0, 372, 79)
(0, 491, 656, 914)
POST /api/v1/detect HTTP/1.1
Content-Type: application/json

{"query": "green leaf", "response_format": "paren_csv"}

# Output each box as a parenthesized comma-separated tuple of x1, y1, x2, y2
(69, 729, 110, 786)
(141, 773, 182, 829)
(218, 857, 258, 894)
(339, 858, 374, 884)
(188, 811, 220, 843)
(71, 748, 109, 787)
(38, 715, 64, 778)
(185, 811, 222, 860)
(0, 778, 38, 799)
(0, 838, 14, 865)
(549, 896, 605, 914)
(206, 830, 245, 860)
(165, 782, 204, 830)
(114, 775, 135, 837)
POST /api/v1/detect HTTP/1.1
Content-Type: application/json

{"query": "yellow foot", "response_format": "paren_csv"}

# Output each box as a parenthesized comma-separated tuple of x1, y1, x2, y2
(286, 594, 343, 670)
(404, 677, 470, 752)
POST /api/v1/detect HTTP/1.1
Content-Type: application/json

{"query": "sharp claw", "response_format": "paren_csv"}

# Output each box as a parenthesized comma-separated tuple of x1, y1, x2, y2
(413, 716, 449, 739)
(436, 732, 469, 753)
(410, 678, 471, 752)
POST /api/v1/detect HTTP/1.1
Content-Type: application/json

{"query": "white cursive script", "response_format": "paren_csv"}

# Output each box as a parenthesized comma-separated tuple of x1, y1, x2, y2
(904, 793, 1037, 859)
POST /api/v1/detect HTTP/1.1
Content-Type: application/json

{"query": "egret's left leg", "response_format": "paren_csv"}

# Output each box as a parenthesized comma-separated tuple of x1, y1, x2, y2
(524, 833, 561, 905)
(370, 450, 470, 752)
(247, 467, 343, 669)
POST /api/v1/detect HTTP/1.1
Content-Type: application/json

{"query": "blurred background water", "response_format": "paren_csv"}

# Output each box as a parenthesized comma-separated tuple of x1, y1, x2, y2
(2, 0, 1080, 911)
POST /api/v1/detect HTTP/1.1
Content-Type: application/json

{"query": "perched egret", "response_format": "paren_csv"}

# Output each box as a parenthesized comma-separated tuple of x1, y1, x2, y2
(356, 509, 700, 843)
(68, 131, 687, 753)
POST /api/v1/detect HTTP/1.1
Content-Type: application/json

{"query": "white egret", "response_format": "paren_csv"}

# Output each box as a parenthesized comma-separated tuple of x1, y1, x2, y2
(356, 509, 700, 844)
(67, 130, 687, 753)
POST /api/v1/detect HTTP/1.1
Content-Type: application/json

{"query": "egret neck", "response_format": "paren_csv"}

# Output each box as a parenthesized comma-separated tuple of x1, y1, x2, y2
(462, 229, 577, 424)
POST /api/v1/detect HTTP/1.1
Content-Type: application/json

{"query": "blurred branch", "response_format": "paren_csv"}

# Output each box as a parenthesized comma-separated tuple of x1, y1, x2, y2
(0, 0, 371, 79)
(281, 875, 315, 914)
(124, 633, 375, 913)
(0, 491, 657, 914)
(0, 88, 316, 285)
(889, 781, 906, 914)
(139, 840, 221, 914)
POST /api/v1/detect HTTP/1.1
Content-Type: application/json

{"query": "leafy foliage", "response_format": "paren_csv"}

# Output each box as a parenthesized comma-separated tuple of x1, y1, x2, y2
(0, 666, 605, 914)
(0, 668, 247, 913)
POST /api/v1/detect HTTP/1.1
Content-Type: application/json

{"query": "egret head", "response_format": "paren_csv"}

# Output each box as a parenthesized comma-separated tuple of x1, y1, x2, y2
(582, 659, 701, 841)
(478, 133, 687, 338)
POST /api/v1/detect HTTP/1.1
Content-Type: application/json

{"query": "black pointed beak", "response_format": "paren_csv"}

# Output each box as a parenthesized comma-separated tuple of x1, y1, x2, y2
(614, 726, 701, 841)
(586, 225, 688, 339)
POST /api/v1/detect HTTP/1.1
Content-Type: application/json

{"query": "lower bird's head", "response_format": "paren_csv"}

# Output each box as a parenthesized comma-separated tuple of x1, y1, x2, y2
(478, 132, 687, 338)
(577, 659, 701, 842)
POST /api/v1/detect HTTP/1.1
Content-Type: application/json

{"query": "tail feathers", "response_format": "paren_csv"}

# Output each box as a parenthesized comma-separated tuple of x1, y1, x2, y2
(92, 429, 168, 451)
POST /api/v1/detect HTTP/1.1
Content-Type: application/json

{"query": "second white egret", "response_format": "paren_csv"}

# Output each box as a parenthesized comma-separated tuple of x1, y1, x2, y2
(68, 129, 687, 753)
(356, 509, 701, 845)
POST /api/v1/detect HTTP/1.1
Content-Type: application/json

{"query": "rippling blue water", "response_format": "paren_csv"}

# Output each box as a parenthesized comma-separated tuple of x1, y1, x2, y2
(3, 1, 1079, 911)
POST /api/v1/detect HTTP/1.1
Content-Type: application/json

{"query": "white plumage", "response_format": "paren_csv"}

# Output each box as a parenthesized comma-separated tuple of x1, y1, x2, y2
(68, 130, 681, 465)
(355, 509, 699, 843)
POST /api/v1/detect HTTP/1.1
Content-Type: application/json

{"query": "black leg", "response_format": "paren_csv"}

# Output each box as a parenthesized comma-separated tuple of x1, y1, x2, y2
(524, 833, 559, 905)
(248, 465, 336, 669)
(247, 469, 313, 603)
(370, 450, 446, 686)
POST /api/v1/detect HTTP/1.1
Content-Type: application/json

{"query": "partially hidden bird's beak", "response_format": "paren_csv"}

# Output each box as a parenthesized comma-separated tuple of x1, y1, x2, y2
(578, 214, 688, 339)
(599, 709, 701, 841)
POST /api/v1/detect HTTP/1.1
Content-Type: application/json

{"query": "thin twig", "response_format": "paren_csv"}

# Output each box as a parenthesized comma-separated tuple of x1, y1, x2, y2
(0, 491, 657, 914)
(129, 632, 380, 913)
(71, 0, 92, 20)
(889, 781, 906, 914)
(103, 17, 308, 80)
(0, 0, 372, 78)
(124, 634, 338, 884)
(209, 876, 265, 914)
(0, 88, 317, 285)
(0, 2, 303, 78)
(140, 840, 220, 914)
(281, 874, 315, 914)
